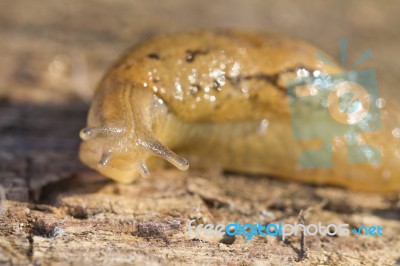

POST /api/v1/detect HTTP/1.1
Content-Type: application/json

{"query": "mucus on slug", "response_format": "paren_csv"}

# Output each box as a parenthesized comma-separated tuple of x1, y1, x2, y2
(79, 29, 400, 193)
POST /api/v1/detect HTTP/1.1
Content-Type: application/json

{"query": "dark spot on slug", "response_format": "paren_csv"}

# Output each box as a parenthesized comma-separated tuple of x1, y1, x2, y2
(225, 65, 317, 94)
(212, 80, 222, 91)
(185, 49, 209, 63)
(226, 76, 241, 90)
(249, 93, 259, 101)
(151, 76, 160, 83)
(147, 53, 160, 60)
(243, 73, 283, 91)
(189, 84, 201, 94)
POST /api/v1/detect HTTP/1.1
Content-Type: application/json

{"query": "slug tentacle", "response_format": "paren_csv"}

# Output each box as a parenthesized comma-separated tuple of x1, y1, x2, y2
(79, 84, 189, 183)
(79, 30, 400, 192)
(99, 148, 112, 167)
(129, 87, 190, 172)
(137, 137, 189, 171)
(79, 126, 124, 140)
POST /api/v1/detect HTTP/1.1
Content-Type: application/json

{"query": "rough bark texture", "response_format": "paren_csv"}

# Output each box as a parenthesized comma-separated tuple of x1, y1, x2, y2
(0, 0, 399, 265)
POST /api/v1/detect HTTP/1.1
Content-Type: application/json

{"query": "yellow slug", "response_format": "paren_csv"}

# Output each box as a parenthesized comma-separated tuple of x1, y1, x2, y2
(79, 30, 400, 193)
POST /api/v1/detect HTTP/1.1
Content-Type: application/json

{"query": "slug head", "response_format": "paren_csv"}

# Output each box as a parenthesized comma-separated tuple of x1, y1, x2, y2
(79, 86, 189, 183)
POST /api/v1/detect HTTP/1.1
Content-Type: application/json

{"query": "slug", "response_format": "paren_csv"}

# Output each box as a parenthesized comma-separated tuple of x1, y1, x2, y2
(79, 30, 400, 193)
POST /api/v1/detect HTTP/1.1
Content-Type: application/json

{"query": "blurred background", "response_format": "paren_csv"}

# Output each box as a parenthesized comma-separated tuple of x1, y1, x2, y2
(1, 0, 399, 103)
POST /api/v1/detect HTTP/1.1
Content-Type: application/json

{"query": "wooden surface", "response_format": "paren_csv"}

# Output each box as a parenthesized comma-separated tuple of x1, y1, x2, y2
(0, 0, 399, 265)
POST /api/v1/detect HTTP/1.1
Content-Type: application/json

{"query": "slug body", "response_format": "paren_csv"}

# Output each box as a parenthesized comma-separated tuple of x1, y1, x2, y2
(80, 30, 400, 192)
